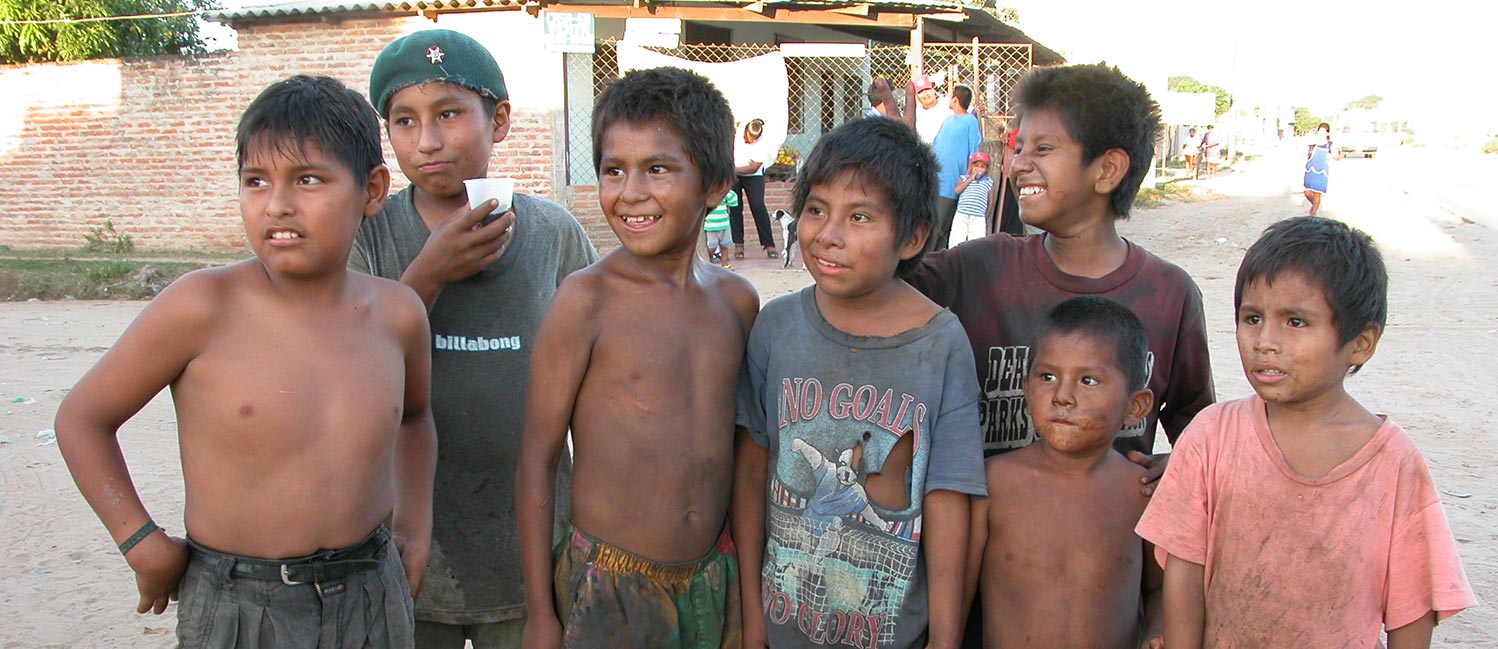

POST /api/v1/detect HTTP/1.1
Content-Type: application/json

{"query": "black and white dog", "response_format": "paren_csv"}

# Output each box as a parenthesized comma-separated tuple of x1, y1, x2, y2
(774, 209, 798, 268)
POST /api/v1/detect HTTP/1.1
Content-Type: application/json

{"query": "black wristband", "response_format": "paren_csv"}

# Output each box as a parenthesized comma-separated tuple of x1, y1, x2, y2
(118, 520, 160, 556)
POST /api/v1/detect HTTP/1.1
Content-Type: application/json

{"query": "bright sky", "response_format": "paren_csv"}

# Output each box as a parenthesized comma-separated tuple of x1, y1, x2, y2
(1006, 0, 1494, 139)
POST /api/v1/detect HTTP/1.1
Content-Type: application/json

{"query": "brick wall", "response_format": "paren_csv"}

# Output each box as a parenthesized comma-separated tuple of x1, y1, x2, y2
(0, 12, 802, 254)
(0, 13, 570, 252)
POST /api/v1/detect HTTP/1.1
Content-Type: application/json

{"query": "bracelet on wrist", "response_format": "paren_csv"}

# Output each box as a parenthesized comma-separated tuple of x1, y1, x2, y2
(118, 520, 160, 556)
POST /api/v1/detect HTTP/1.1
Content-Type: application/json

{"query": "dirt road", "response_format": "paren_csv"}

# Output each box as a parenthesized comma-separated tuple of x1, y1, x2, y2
(2, 143, 1492, 646)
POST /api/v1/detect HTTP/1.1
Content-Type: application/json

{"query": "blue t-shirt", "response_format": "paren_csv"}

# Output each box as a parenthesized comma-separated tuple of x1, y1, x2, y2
(930, 113, 982, 200)
(737, 287, 987, 648)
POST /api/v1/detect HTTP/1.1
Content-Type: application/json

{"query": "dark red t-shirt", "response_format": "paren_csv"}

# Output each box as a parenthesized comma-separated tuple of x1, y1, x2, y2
(908, 233, 1215, 456)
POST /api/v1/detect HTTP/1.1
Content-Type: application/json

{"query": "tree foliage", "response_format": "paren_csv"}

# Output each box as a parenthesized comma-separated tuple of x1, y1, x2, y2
(980, 2, 1022, 24)
(1292, 107, 1325, 136)
(1344, 94, 1383, 111)
(1168, 75, 1232, 117)
(0, 0, 216, 64)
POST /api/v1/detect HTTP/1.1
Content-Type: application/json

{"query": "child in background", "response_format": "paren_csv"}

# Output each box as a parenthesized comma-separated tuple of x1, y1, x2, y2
(734, 116, 987, 649)
(357, 30, 599, 648)
(706, 189, 739, 268)
(516, 67, 758, 649)
(1138, 216, 1475, 648)
(56, 75, 435, 647)
(948, 151, 996, 247)
(966, 296, 1162, 649)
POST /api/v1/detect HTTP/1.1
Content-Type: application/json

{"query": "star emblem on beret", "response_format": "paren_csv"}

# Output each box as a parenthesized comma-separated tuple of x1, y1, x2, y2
(426, 46, 445, 64)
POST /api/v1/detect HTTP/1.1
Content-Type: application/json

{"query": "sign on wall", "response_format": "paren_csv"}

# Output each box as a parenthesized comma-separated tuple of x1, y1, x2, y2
(623, 17, 681, 49)
(544, 11, 595, 54)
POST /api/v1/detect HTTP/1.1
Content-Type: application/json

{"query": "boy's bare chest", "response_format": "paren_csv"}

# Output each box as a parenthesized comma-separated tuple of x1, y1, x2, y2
(593, 297, 744, 365)
(177, 313, 406, 444)
(991, 474, 1145, 570)
(578, 296, 744, 424)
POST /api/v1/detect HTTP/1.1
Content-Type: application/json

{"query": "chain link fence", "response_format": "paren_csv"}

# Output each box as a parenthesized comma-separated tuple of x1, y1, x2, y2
(562, 39, 1032, 186)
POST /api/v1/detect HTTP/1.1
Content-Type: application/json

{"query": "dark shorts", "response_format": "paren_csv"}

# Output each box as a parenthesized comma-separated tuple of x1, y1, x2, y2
(552, 525, 741, 649)
(176, 527, 414, 649)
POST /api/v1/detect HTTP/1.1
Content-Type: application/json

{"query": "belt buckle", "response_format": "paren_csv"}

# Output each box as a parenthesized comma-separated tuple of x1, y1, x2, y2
(280, 564, 305, 586)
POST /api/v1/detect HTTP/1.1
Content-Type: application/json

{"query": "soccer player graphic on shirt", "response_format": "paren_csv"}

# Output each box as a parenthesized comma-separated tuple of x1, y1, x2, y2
(791, 437, 892, 563)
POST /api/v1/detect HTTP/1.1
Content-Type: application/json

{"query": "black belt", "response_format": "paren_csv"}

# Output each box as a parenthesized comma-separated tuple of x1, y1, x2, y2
(196, 528, 388, 586)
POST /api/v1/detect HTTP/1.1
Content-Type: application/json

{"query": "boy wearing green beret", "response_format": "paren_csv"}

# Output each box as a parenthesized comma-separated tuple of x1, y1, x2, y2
(356, 29, 599, 649)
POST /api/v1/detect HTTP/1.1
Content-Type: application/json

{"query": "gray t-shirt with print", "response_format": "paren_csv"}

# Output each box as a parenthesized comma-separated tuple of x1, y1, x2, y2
(737, 287, 987, 648)
(350, 187, 599, 624)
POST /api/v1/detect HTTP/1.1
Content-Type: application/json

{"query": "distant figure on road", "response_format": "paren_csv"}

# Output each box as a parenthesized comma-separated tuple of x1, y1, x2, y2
(1182, 127, 1199, 179)
(1303, 122, 1340, 216)
(1202, 124, 1223, 176)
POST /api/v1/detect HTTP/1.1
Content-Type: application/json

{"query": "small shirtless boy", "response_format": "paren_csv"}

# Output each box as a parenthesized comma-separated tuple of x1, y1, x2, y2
(515, 67, 759, 649)
(966, 296, 1162, 649)
(55, 75, 436, 647)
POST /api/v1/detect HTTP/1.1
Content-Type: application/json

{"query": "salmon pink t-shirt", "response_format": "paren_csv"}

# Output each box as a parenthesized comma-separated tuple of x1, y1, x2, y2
(1137, 396, 1475, 647)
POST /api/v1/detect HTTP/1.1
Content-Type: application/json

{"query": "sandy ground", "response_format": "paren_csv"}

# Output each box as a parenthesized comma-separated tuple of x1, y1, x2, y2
(2, 143, 1494, 647)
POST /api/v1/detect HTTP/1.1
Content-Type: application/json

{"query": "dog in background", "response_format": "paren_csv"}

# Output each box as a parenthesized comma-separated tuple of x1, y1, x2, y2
(774, 209, 798, 268)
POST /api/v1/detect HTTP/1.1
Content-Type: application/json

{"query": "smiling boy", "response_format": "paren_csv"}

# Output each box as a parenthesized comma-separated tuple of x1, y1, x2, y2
(1138, 217, 1474, 648)
(55, 75, 435, 647)
(355, 30, 599, 647)
(966, 297, 1162, 649)
(734, 117, 986, 649)
(515, 67, 758, 649)
(908, 64, 1213, 482)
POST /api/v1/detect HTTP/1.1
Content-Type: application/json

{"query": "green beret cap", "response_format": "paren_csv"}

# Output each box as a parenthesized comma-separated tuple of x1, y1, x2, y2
(369, 29, 507, 118)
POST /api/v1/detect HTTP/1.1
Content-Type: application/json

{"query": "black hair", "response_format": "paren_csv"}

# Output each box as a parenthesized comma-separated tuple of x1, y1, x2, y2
(1014, 63, 1160, 218)
(591, 67, 734, 193)
(792, 117, 936, 277)
(952, 84, 973, 111)
(1235, 216, 1387, 372)
(237, 75, 383, 183)
(1317, 122, 1330, 131)
(1030, 296, 1150, 391)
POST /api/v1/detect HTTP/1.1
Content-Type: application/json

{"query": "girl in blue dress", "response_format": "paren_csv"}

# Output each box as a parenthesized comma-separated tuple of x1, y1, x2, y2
(1303, 122, 1338, 215)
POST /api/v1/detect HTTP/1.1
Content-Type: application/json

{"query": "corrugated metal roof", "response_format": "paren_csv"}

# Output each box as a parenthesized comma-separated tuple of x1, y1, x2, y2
(207, 0, 522, 22)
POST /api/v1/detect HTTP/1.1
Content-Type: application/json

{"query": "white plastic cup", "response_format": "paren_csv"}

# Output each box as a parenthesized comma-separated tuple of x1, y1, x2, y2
(464, 177, 515, 217)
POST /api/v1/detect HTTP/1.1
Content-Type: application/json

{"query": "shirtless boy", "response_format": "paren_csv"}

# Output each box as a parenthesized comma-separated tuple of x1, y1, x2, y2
(966, 296, 1162, 649)
(55, 75, 435, 647)
(515, 67, 759, 648)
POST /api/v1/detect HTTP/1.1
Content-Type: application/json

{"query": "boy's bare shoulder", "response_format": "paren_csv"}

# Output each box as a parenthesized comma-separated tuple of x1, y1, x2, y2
(552, 252, 617, 302)
(349, 271, 428, 337)
(153, 260, 259, 315)
(1102, 451, 1150, 506)
(702, 263, 760, 324)
(986, 444, 1041, 478)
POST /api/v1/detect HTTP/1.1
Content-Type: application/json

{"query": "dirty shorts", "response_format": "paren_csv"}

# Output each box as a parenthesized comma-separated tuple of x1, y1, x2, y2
(552, 524, 740, 649)
(176, 526, 414, 649)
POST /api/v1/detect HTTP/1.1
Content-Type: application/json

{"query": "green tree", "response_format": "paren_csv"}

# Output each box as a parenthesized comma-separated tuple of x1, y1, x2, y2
(1168, 75, 1233, 117)
(1344, 94, 1383, 111)
(0, 0, 216, 64)
(1293, 107, 1325, 135)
